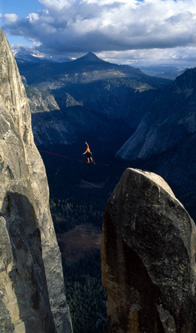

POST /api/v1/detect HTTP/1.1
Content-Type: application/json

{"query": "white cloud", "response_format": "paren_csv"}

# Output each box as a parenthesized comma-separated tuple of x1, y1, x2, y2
(28, 13, 39, 23)
(4, 13, 19, 24)
(1, 0, 196, 66)
(97, 47, 196, 67)
(39, 0, 73, 10)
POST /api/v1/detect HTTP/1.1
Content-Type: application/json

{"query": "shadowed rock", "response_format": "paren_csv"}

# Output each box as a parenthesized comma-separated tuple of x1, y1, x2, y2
(102, 168, 196, 333)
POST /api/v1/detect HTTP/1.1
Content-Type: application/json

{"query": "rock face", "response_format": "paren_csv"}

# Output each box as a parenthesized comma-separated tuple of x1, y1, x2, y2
(31, 102, 101, 147)
(26, 85, 60, 113)
(0, 29, 72, 332)
(102, 168, 196, 333)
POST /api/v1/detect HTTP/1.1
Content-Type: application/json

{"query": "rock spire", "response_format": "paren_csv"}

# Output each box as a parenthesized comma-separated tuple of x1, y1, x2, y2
(102, 168, 196, 332)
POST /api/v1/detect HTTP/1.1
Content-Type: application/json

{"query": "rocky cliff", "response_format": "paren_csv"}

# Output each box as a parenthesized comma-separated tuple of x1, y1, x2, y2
(102, 168, 196, 332)
(116, 68, 196, 220)
(0, 29, 72, 332)
(116, 70, 196, 161)
(26, 85, 60, 114)
(116, 67, 196, 163)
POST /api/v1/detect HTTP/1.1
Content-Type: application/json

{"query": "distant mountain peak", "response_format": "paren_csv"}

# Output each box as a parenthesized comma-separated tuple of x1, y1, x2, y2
(76, 52, 105, 64)
(86, 52, 99, 58)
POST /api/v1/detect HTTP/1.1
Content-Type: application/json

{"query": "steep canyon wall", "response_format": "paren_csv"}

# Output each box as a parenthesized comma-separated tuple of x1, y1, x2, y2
(0, 29, 72, 332)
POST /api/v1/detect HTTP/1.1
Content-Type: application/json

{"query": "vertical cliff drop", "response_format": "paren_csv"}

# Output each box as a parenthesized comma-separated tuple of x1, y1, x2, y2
(0, 29, 72, 332)
(102, 168, 196, 333)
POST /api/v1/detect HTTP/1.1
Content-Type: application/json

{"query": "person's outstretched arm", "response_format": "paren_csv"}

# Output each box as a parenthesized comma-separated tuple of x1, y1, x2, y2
(83, 142, 89, 154)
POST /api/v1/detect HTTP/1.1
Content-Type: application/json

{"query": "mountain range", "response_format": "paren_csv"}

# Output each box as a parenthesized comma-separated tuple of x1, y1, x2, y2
(16, 52, 196, 220)
(17, 52, 170, 89)
(17, 52, 171, 151)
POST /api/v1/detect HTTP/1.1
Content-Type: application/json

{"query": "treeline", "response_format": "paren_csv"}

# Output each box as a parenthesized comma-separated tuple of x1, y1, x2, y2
(50, 197, 104, 232)
(63, 252, 107, 332)
(50, 197, 107, 331)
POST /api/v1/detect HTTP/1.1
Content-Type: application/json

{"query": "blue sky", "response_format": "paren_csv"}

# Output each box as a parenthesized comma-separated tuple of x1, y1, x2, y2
(0, 0, 44, 46)
(0, 0, 44, 16)
(1, 0, 196, 67)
